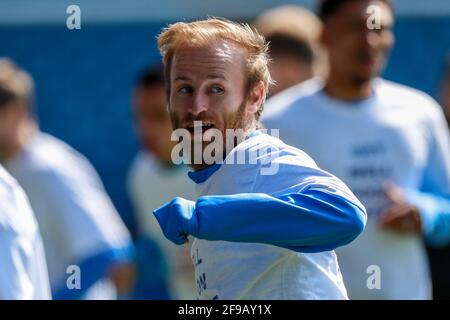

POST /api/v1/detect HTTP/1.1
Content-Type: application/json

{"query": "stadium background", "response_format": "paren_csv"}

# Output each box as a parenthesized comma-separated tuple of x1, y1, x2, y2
(0, 0, 449, 232)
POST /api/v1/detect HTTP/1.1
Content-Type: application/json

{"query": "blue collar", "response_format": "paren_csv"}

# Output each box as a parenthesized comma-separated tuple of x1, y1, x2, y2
(188, 163, 222, 184)
(187, 130, 262, 184)
(247, 129, 262, 139)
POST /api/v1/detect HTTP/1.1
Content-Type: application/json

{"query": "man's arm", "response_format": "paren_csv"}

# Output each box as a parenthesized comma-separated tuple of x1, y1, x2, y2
(195, 189, 366, 252)
(154, 186, 366, 253)
(384, 101, 450, 246)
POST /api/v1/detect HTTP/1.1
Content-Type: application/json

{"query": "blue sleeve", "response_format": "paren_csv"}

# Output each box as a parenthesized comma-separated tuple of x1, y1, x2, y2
(192, 189, 366, 253)
(406, 101, 450, 247)
(52, 244, 134, 300)
(406, 190, 450, 247)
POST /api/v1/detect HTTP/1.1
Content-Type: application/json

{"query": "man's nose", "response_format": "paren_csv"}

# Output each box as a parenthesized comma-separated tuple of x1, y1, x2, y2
(189, 91, 208, 116)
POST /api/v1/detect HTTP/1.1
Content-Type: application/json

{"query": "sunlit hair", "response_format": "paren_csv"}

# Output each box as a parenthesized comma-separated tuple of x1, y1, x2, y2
(157, 17, 273, 121)
(253, 5, 328, 78)
(0, 58, 35, 115)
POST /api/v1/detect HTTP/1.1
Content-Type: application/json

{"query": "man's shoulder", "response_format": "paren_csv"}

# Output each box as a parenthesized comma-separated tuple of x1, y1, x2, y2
(12, 133, 74, 172)
(228, 131, 318, 169)
(263, 78, 324, 121)
(375, 78, 441, 114)
(15, 132, 98, 182)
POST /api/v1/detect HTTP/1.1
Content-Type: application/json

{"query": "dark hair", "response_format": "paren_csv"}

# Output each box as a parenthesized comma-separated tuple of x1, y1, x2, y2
(135, 64, 165, 88)
(266, 33, 314, 68)
(318, 0, 392, 22)
(0, 86, 16, 110)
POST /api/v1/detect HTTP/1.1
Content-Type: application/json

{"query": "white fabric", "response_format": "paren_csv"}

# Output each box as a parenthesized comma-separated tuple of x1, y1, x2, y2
(191, 133, 363, 300)
(5, 132, 132, 299)
(262, 77, 450, 299)
(0, 164, 51, 300)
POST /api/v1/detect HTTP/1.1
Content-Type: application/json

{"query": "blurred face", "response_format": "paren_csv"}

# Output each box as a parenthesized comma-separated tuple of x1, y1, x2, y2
(442, 75, 450, 123)
(168, 41, 263, 166)
(322, 0, 394, 84)
(269, 54, 310, 96)
(0, 103, 22, 159)
(133, 85, 174, 161)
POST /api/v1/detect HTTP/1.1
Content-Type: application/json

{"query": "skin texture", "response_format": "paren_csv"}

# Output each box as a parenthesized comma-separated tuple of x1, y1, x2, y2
(168, 41, 265, 171)
(0, 102, 34, 162)
(321, 0, 421, 234)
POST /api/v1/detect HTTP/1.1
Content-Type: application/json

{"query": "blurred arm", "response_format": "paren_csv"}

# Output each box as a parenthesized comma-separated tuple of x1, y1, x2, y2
(406, 102, 450, 246)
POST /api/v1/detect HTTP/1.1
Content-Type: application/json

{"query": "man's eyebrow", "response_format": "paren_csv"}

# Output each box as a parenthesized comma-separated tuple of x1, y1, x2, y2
(174, 76, 191, 82)
(174, 74, 227, 82)
(207, 74, 227, 80)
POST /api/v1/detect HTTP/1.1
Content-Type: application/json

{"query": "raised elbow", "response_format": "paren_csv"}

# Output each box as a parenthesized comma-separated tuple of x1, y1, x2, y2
(341, 201, 367, 245)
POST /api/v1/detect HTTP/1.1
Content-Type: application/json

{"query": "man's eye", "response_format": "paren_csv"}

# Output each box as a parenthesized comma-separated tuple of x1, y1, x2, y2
(178, 86, 193, 94)
(211, 86, 224, 94)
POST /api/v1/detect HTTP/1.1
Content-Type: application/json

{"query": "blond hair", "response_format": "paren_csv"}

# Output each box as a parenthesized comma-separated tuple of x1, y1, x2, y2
(0, 58, 35, 113)
(157, 17, 272, 120)
(254, 5, 328, 78)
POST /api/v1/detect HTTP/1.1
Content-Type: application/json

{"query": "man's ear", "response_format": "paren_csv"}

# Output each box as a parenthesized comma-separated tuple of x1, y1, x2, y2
(246, 81, 265, 115)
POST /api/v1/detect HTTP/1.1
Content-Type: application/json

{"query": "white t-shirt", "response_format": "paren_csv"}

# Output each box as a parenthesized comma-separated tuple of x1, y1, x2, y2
(0, 164, 51, 300)
(127, 151, 196, 298)
(5, 132, 132, 299)
(263, 78, 450, 299)
(190, 132, 364, 300)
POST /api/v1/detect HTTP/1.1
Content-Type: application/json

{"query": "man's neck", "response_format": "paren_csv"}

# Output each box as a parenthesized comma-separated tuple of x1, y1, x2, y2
(0, 120, 37, 163)
(324, 72, 374, 102)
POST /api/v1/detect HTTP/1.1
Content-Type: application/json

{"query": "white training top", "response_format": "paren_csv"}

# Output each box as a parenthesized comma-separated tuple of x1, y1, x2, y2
(5, 132, 132, 299)
(191, 132, 366, 300)
(263, 77, 450, 299)
(0, 164, 51, 300)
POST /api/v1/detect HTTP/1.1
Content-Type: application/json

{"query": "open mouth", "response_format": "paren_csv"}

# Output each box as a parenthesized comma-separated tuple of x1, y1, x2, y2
(186, 121, 215, 135)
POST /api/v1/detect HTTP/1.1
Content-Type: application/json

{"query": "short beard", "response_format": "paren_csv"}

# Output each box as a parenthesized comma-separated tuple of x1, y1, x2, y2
(349, 74, 373, 87)
(169, 99, 253, 169)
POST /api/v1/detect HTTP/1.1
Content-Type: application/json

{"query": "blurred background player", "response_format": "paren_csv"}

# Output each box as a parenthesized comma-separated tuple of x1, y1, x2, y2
(0, 58, 135, 300)
(0, 163, 51, 300)
(127, 65, 195, 299)
(253, 5, 326, 97)
(427, 53, 450, 300)
(263, 0, 450, 299)
(440, 54, 450, 127)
